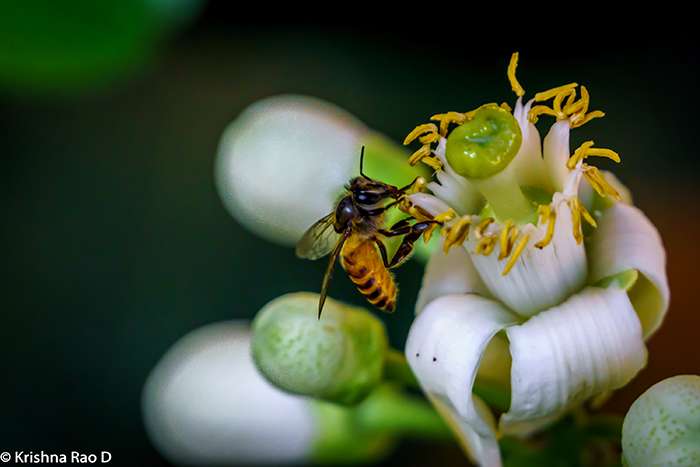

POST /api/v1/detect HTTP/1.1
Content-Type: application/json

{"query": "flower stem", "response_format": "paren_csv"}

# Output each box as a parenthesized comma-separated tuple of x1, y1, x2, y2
(384, 348, 420, 388)
(354, 385, 453, 441)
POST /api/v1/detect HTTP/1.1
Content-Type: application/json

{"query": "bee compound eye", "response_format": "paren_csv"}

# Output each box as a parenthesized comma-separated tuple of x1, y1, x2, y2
(356, 191, 380, 205)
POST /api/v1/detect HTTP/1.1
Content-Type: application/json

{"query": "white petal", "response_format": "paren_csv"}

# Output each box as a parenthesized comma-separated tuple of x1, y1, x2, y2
(543, 120, 570, 193)
(510, 98, 548, 189)
(408, 192, 453, 217)
(216, 95, 366, 245)
(430, 394, 503, 467)
(431, 137, 483, 214)
(468, 195, 587, 317)
(501, 287, 647, 435)
(406, 295, 520, 466)
(587, 203, 669, 338)
(143, 321, 315, 465)
(415, 243, 488, 314)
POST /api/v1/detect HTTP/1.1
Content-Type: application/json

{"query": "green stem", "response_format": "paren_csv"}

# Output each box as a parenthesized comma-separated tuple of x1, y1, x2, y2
(384, 348, 420, 388)
(354, 385, 453, 441)
(473, 167, 536, 224)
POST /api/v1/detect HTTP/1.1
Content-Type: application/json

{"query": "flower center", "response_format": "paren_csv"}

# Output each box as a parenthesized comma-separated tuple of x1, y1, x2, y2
(445, 106, 521, 180)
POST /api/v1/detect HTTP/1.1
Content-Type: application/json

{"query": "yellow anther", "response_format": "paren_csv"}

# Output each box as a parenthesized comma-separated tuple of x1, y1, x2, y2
(430, 112, 467, 136)
(474, 217, 495, 239)
(568, 198, 584, 244)
(407, 145, 431, 166)
(534, 204, 557, 249)
(502, 234, 530, 275)
(570, 110, 605, 128)
(433, 208, 458, 224)
(567, 140, 596, 169)
(534, 83, 578, 102)
(564, 88, 578, 109)
(528, 105, 559, 123)
(553, 87, 576, 116)
(500, 102, 512, 113)
(583, 166, 621, 200)
(578, 202, 597, 228)
(507, 52, 526, 97)
(565, 85, 590, 116)
(475, 235, 497, 256)
(403, 123, 438, 146)
(419, 133, 440, 144)
(443, 216, 471, 252)
(498, 220, 514, 260)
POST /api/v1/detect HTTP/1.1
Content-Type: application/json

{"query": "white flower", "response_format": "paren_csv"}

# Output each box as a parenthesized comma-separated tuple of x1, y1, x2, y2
(142, 321, 316, 465)
(403, 53, 670, 466)
(215, 94, 425, 246)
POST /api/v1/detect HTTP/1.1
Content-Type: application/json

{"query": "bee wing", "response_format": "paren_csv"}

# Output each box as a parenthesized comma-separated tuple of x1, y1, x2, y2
(295, 212, 340, 260)
(318, 230, 349, 318)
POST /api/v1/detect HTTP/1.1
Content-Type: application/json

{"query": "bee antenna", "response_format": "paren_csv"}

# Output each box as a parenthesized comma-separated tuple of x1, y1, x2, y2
(359, 146, 369, 178)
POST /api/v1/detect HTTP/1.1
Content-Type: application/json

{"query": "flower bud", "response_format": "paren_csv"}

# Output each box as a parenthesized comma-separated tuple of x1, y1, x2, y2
(252, 292, 388, 405)
(216, 95, 423, 246)
(622, 375, 700, 467)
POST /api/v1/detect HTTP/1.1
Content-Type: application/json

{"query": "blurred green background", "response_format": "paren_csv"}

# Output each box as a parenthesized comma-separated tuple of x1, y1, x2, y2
(1, 4, 698, 466)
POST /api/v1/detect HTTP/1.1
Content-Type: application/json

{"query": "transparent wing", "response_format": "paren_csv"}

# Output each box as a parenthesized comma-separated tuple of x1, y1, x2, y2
(318, 232, 348, 318)
(295, 212, 340, 260)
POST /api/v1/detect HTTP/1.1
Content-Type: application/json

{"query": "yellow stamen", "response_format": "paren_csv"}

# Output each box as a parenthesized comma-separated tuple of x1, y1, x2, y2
(586, 147, 620, 163)
(578, 202, 597, 228)
(443, 216, 471, 252)
(430, 112, 466, 137)
(567, 140, 596, 169)
(474, 217, 494, 239)
(507, 52, 525, 97)
(500, 102, 512, 113)
(583, 166, 621, 200)
(502, 234, 530, 275)
(498, 220, 514, 260)
(570, 110, 605, 128)
(534, 204, 557, 249)
(475, 235, 497, 256)
(553, 87, 576, 116)
(534, 83, 578, 102)
(403, 123, 438, 146)
(528, 105, 559, 123)
(569, 198, 584, 244)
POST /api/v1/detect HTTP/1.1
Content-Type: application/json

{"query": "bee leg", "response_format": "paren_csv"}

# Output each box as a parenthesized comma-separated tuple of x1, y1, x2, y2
(396, 176, 425, 194)
(374, 237, 391, 267)
(362, 200, 401, 217)
(386, 221, 437, 269)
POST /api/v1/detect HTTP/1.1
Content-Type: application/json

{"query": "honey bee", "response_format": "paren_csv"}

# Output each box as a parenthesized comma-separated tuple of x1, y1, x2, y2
(296, 147, 438, 318)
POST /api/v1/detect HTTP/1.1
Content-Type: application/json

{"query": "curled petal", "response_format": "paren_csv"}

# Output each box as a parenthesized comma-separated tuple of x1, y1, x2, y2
(511, 98, 548, 188)
(543, 120, 570, 193)
(501, 287, 647, 435)
(587, 203, 669, 338)
(406, 295, 519, 465)
(415, 243, 488, 314)
(468, 196, 587, 317)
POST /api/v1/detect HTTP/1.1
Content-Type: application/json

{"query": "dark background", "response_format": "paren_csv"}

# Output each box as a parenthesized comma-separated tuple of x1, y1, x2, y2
(2, 5, 698, 466)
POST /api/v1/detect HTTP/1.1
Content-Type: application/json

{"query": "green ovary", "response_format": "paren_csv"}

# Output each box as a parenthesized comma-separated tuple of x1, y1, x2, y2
(446, 106, 522, 180)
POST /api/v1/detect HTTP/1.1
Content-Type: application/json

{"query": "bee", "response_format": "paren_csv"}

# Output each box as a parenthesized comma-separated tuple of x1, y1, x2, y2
(296, 147, 439, 318)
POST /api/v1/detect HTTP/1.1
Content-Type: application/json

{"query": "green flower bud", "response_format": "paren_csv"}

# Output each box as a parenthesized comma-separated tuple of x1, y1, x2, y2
(622, 375, 700, 467)
(252, 292, 388, 405)
(446, 106, 522, 180)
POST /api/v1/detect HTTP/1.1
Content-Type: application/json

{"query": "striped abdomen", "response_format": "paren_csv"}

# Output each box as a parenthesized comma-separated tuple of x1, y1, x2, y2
(340, 236, 397, 312)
